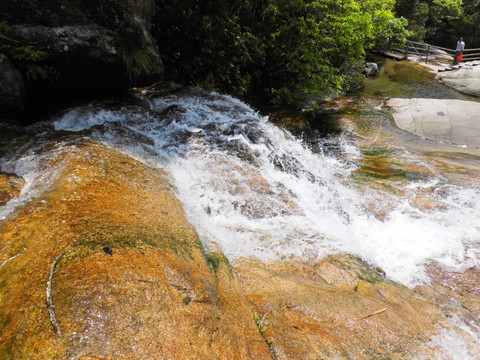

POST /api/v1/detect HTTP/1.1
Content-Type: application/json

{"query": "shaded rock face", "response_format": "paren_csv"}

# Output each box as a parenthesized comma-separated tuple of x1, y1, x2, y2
(386, 98, 480, 148)
(0, 0, 163, 118)
(436, 65, 480, 97)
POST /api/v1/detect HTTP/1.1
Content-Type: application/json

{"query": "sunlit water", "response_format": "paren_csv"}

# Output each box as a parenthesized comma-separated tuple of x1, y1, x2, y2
(1, 58, 479, 293)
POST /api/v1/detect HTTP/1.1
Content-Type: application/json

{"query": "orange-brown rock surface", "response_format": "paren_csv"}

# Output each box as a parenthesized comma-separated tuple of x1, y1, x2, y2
(235, 256, 480, 359)
(0, 141, 270, 359)
(1, 140, 479, 359)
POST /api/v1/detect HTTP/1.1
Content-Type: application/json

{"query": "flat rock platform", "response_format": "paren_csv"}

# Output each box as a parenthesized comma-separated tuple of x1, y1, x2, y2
(386, 98, 480, 148)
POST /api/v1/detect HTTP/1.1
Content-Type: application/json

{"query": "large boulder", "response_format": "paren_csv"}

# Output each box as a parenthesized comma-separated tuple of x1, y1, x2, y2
(236, 255, 480, 359)
(386, 98, 480, 147)
(436, 65, 480, 97)
(0, 0, 163, 118)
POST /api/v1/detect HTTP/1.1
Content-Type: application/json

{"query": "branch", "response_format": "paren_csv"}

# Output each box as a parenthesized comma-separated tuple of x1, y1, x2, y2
(360, 307, 388, 320)
(46, 252, 65, 336)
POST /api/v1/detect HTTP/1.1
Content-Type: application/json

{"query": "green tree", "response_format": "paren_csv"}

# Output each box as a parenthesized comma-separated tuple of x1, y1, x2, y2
(259, 0, 348, 103)
(427, 0, 463, 44)
(152, 0, 408, 105)
(153, 0, 265, 95)
(457, 0, 480, 47)
(358, 0, 409, 51)
(396, 0, 463, 46)
(256, 0, 407, 101)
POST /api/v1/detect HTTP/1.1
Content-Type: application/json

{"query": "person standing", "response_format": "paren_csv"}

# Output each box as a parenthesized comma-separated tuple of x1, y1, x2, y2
(453, 37, 465, 65)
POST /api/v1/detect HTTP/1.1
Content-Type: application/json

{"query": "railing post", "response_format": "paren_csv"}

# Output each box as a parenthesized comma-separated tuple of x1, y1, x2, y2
(426, 45, 429, 64)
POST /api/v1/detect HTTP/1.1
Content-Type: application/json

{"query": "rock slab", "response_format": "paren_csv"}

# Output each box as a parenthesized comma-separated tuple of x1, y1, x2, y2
(436, 65, 480, 97)
(387, 98, 480, 147)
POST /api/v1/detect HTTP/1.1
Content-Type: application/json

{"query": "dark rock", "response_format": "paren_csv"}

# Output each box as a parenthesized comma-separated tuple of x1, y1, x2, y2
(103, 246, 113, 256)
(9, 25, 122, 83)
(0, 0, 163, 119)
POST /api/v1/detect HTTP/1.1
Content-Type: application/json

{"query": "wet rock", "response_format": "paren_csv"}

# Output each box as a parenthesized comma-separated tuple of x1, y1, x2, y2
(1, 140, 479, 359)
(234, 254, 480, 359)
(131, 81, 184, 99)
(422, 263, 480, 324)
(102, 246, 113, 255)
(268, 107, 311, 130)
(0, 141, 270, 359)
(363, 62, 378, 77)
(0, 172, 24, 206)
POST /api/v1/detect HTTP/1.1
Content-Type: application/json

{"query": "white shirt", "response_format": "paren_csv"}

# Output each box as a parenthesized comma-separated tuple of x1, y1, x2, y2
(456, 41, 465, 52)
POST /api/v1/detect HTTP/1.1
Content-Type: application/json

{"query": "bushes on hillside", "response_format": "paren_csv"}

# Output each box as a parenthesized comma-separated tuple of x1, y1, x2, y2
(152, 0, 408, 106)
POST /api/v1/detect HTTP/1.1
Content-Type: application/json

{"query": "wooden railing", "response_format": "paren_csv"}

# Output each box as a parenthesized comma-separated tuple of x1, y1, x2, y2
(390, 40, 480, 63)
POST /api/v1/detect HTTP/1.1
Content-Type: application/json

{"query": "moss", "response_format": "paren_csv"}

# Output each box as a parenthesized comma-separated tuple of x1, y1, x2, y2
(0, 349, 13, 360)
(250, 307, 268, 336)
(182, 296, 191, 305)
(0, 314, 12, 335)
(328, 253, 387, 285)
(359, 273, 383, 285)
(362, 147, 394, 157)
(204, 252, 230, 274)
(358, 167, 407, 179)
(0, 312, 14, 360)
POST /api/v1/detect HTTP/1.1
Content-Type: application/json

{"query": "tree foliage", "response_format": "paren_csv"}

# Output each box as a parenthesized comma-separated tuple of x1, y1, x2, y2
(153, 0, 408, 106)
(456, 0, 480, 48)
(395, 0, 474, 48)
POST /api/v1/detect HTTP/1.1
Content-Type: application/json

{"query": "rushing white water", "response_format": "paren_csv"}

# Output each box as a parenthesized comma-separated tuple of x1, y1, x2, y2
(420, 314, 480, 360)
(46, 89, 480, 287)
(0, 130, 71, 221)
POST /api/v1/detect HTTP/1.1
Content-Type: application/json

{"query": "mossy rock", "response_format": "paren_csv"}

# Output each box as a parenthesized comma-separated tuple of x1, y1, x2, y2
(0, 172, 24, 206)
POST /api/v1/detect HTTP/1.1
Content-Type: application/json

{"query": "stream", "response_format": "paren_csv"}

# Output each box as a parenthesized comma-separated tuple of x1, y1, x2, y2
(1, 56, 480, 356)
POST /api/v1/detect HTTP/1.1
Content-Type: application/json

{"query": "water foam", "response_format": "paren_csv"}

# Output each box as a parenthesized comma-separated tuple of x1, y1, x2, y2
(0, 139, 68, 220)
(419, 318, 480, 360)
